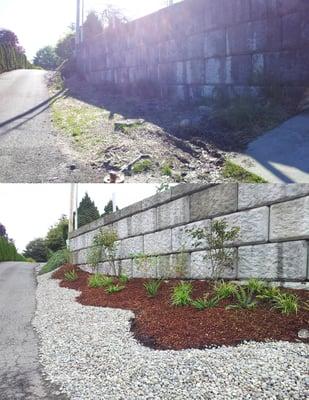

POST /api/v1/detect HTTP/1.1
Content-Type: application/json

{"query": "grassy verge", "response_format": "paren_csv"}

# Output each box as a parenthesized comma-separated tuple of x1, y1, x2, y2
(39, 249, 70, 275)
(223, 160, 267, 183)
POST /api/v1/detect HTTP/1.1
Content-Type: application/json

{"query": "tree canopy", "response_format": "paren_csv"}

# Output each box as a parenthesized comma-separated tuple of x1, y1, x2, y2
(23, 238, 49, 262)
(77, 193, 100, 227)
(55, 32, 75, 60)
(33, 46, 60, 70)
(45, 216, 69, 253)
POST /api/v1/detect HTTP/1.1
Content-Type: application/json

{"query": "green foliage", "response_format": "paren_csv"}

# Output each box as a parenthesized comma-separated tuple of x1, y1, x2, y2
(55, 32, 75, 61)
(226, 286, 256, 310)
(132, 253, 157, 275)
(161, 164, 173, 176)
(271, 293, 299, 315)
(23, 238, 49, 262)
(0, 237, 26, 262)
(64, 269, 78, 281)
(223, 161, 267, 183)
(188, 220, 240, 280)
(156, 183, 170, 193)
(103, 200, 114, 215)
(303, 300, 309, 312)
(132, 159, 152, 174)
(0, 43, 32, 74)
(119, 274, 129, 284)
(88, 274, 113, 288)
(105, 284, 125, 294)
(87, 229, 119, 275)
(144, 280, 162, 297)
(45, 216, 68, 253)
(246, 278, 268, 295)
(83, 11, 103, 41)
(33, 46, 60, 70)
(214, 281, 237, 299)
(39, 249, 70, 275)
(191, 293, 220, 310)
(77, 193, 100, 228)
(256, 286, 281, 301)
(171, 282, 192, 306)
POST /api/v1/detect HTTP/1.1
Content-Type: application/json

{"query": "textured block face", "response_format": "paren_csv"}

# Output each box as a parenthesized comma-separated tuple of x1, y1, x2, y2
(190, 250, 237, 279)
(270, 196, 309, 241)
(214, 207, 269, 246)
(119, 236, 144, 258)
(204, 29, 226, 58)
(227, 23, 252, 55)
(185, 60, 205, 84)
(144, 229, 172, 255)
(238, 241, 308, 280)
(190, 184, 238, 221)
(238, 184, 309, 209)
(205, 57, 226, 84)
(132, 256, 157, 278)
(172, 219, 211, 252)
(113, 218, 130, 240)
(75, 248, 88, 264)
(157, 197, 190, 230)
(157, 253, 191, 279)
(131, 209, 157, 236)
(120, 259, 133, 278)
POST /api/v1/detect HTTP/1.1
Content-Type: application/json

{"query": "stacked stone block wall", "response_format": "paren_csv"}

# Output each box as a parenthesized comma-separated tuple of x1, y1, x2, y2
(69, 184, 309, 283)
(77, 0, 309, 101)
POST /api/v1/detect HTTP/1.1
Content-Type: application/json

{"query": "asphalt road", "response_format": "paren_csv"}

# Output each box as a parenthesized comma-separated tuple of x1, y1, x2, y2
(0, 262, 67, 399)
(0, 69, 98, 183)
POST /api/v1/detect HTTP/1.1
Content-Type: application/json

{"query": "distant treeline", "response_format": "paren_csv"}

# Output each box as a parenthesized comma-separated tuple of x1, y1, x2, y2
(0, 236, 27, 262)
(0, 43, 32, 74)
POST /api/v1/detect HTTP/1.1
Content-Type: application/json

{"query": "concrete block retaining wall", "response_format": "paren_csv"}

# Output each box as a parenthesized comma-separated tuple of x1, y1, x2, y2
(77, 0, 309, 101)
(69, 184, 309, 284)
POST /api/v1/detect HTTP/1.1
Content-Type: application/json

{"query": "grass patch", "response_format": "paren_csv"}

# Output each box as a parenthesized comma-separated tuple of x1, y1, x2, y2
(223, 161, 267, 183)
(132, 159, 152, 174)
(161, 164, 173, 176)
(39, 249, 70, 275)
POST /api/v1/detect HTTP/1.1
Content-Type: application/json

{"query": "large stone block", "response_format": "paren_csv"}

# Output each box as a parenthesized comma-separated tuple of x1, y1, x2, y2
(190, 184, 238, 221)
(226, 54, 252, 84)
(132, 255, 157, 278)
(238, 184, 309, 209)
(205, 57, 226, 84)
(157, 253, 191, 279)
(119, 236, 144, 258)
(238, 241, 308, 280)
(282, 12, 302, 49)
(277, 0, 307, 16)
(190, 249, 237, 279)
(227, 22, 252, 55)
(144, 229, 172, 255)
(186, 33, 205, 59)
(119, 259, 133, 278)
(204, 29, 226, 58)
(141, 189, 172, 210)
(113, 218, 131, 240)
(131, 209, 157, 236)
(172, 219, 211, 252)
(214, 207, 269, 246)
(185, 59, 205, 84)
(270, 196, 309, 241)
(157, 197, 190, 230)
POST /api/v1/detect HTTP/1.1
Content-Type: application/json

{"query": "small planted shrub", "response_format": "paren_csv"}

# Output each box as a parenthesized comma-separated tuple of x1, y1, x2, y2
(144, 279, 162, 297)
(64, 269, 78, 282)
(161, 164, 173, 177)
(39, 248, 70, 275)
(214, 281, 237, 299)
(88, 274, 113, 288)
(226, 287, 256, 310)
(257, 286, 281, 301)
(171, 282, 192, 306)
(119, 274, 129, 284)
(246, 278, 268, 295)
(271, 293, 299, 315)
(191, 294, 220, 310)
(105, 284, 125, 294)
(132, 160, 152, 174)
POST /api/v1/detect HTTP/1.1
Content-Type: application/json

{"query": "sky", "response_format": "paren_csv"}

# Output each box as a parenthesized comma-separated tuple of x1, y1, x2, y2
(0, 184, 158, 252)
(0, 0, 181, 60)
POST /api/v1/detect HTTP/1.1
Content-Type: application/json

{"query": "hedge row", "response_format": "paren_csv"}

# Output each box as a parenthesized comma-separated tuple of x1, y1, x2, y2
(0, 237, 27, 262)
(0, 43, 32, 73)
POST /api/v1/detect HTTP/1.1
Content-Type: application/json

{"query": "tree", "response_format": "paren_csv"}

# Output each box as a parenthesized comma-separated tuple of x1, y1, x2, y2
(55, 32, 75, 60)
(23, 238, 49, 262)
(77, 193, 100, 228)
(45, 216, 69, 253)
(0, 29, 19, 48)
(33, 46, 60, 70)
(0, 223, 8, 240)
(83, 11, 103, 41)
(100, 5, 128, 29)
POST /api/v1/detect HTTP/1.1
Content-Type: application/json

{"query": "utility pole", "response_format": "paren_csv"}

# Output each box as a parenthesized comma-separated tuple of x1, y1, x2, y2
(69, 184, 75, 233)
(76, 0, 81, 49)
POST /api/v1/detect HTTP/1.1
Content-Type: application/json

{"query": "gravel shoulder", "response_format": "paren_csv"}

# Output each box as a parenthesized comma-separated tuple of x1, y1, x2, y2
(33, 272, 309, 400)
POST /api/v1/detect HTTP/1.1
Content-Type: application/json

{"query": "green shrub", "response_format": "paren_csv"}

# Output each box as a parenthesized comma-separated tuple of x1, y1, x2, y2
(0, 236, 26, 262)
(171, 282, 192, 306)
(144, 280, 162, 297)
(246, 278, 268, 295)
(256, 286, 281, 301)
(119, 274, 129, 284)
(88, 274, 113, 288)
(161, 164, 173, 176)
(191, 294, 220, 310)
(223, 161, 267, 183)
(64, 269, 78, 281)
(271, 293, 299, 315)
(226, 286, 256, 310)
(39, 249, 70, 275)
(0, 43, 32, 74)
(105, 284, 125, 294)
(214, 281, 237, 299)
(132, 159, 152, 174)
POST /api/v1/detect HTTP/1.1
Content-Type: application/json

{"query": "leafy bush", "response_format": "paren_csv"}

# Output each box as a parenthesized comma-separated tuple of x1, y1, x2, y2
(119, 274, 129, 284)
(0, 236, 27, 262)
(246, 278, 268, 295)
(0, 43, 32, 73)
(214, 281, 237, 299)
(105, 284, 125, 294)
(39, 249, 70, 275)
(88, 274, 113, 288)
(256, 286, 281, 301)
(271, 293, 299, 315)
(191, 294, 220, 310)
(144, 280, 162, 297)
(132, 160, 152, 174)
(171, 282, 192, 306)
(226, 287, 256, 310)
(64, 269, 78, 281)
(87, 229, 119, 275)
(161, 164, 173, 176)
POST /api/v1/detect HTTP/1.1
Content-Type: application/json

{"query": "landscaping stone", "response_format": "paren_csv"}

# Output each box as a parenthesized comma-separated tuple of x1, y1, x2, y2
(33, 274, 309, 400)
(144, 229, 172, 255)
(190, 249, 237, 279)
(157, 197, 190, 231)
(298, 329, 309, 340)
(119, 236, 144, 259)
(131, 209, 157, 236)
(171, 219, 211, 252)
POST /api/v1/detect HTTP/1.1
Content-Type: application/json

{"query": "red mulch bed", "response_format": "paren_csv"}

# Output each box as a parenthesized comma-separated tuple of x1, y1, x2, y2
(52, 264, 309, 350)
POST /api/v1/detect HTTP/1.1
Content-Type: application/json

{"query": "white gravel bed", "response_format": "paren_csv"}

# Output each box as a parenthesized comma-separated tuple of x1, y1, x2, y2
(33, 273, 309, 400)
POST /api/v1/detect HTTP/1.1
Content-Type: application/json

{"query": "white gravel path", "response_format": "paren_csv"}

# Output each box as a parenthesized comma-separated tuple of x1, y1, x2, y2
(33, 273, 309, 400)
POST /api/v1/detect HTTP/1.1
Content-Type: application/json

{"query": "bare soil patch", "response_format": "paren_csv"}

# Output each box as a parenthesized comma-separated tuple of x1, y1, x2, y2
(52, 265, 309, 350)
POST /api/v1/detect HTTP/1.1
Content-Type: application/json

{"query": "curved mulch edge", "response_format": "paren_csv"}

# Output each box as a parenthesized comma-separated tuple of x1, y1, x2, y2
(52, 265, 309, 351)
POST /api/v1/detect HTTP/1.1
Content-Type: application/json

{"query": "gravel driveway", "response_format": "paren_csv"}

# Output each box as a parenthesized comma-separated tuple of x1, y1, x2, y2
(33, 273, 309, 400)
